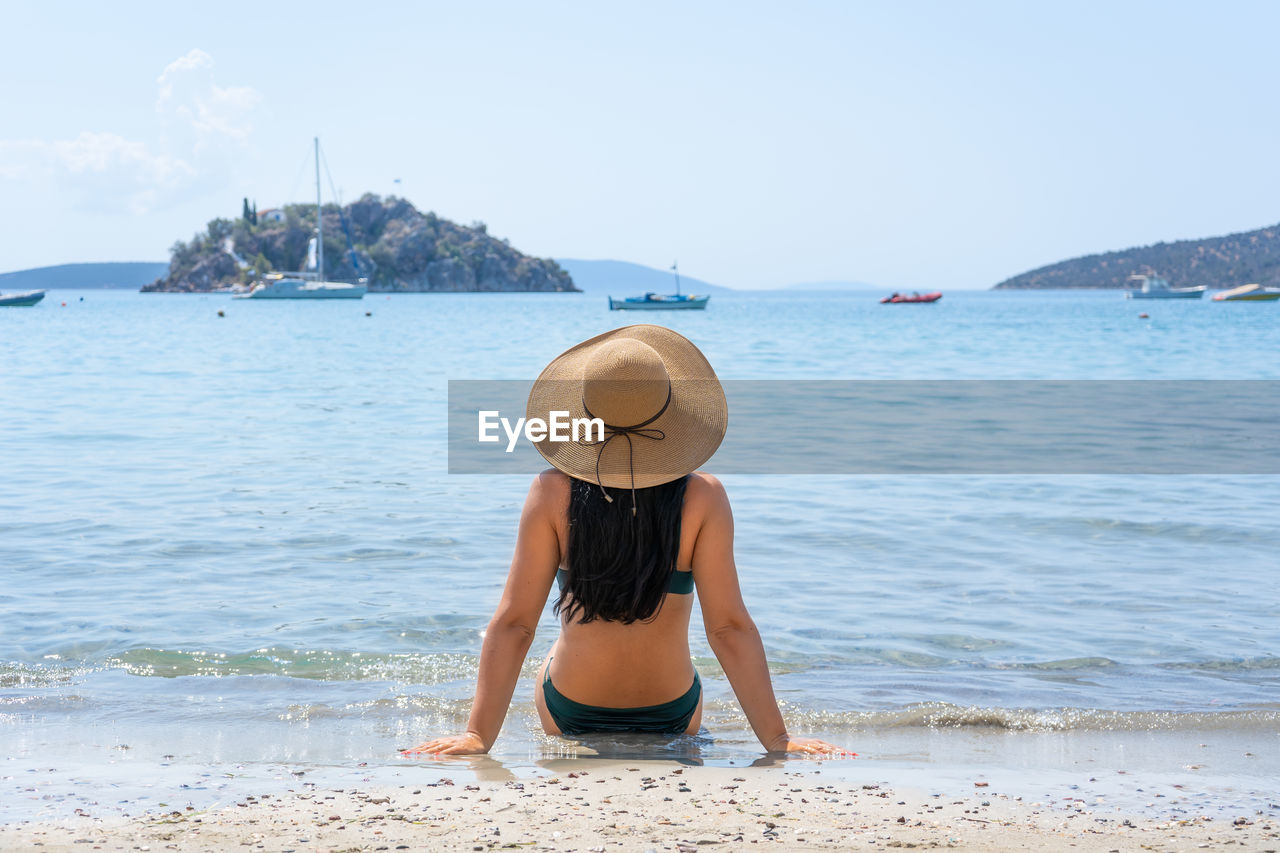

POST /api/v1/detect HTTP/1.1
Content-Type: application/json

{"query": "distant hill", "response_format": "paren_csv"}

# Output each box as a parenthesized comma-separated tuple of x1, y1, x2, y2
(784, 280, 877, 291)
(145, 195, 575, 293)
(555, 259, 729, 294)
(0, 262, 167, 290)
(994, 222, 1280, 290)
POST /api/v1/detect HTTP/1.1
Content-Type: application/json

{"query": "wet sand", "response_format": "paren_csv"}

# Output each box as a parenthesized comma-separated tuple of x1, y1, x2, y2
(3, 764, 1275, 852)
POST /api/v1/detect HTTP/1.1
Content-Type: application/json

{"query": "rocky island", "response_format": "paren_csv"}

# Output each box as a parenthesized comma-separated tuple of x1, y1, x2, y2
(142, 195, 577, 293)
(993, 221, 1280, 289)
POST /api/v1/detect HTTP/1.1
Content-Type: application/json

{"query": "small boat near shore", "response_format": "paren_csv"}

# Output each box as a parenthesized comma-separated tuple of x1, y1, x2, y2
(609, 292, 709, 310)
(880, 291, 941, 304)
(1212, 283, 1280, 302)
(1126, 274, 1205, 299)
(609, 262, 708, 310)
(0, 290, 45, 307)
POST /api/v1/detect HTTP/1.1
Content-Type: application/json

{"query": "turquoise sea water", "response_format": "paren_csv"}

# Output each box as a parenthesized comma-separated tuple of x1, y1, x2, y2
(2, 289, 1278, 818)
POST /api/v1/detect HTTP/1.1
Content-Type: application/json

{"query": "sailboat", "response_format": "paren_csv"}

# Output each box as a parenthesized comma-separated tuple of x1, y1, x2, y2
(609, 262, 709, 310)
(236, 138, 367, 300)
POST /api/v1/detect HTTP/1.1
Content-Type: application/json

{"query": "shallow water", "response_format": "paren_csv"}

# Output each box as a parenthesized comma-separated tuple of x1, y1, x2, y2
(2, 289, 1278, 819)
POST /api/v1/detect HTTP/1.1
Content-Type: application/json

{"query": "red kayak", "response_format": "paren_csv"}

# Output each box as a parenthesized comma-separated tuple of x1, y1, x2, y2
(880, 291, 942, 304)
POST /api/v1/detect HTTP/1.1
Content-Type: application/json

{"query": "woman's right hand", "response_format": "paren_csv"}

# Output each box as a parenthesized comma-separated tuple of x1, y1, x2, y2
(768, 734, 856, 757)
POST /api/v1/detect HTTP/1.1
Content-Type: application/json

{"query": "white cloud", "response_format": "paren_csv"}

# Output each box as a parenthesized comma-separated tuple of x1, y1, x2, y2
(0, 132, 195, 214)
(157, 48, 261, 148)
(59, 132, 197, 214)
(0, 49, 259, 215)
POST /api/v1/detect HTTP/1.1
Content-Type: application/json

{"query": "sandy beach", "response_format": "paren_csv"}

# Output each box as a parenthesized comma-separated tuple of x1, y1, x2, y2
(3, 763, 1274, 852)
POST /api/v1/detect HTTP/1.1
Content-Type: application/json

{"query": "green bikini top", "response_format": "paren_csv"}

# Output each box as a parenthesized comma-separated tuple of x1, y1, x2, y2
(556, 568, 694, 595)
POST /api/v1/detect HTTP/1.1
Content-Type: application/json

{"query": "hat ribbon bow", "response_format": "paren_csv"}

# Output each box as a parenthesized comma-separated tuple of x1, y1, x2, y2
(580, 386, 671, 516)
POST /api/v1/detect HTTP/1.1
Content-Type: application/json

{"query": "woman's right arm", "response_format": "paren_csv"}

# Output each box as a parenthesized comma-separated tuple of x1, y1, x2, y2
(690, 474, 852, 756)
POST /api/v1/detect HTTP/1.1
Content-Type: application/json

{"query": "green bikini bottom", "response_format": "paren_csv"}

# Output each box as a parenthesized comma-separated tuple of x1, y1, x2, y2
(543, 666, 702, 736)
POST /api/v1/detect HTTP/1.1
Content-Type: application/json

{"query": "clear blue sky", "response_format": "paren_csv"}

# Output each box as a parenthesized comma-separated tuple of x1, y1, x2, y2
(3, 0, 1278, 289)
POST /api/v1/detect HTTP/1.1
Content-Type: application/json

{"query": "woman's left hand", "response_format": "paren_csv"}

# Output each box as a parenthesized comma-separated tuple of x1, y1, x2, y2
(767, 734, 856, 756)
(400, 731, 488, 756)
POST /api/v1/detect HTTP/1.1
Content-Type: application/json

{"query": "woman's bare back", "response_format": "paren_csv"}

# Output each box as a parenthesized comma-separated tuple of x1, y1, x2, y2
(540, 469, 710, 707)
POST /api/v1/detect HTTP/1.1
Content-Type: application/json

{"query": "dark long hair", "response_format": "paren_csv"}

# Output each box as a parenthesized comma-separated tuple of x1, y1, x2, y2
(555, 475, 689, 625)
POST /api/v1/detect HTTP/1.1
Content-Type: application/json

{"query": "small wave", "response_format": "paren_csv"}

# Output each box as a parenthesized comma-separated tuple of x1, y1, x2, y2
(1159, 656, 1280, 672)
(0, 661, 94, 688)
(106, 647, 478, 682)
(998, 657, 1120, 671)
(1008, 514, 1280, 547)
(778, 701, 1280, 732)
(280, 693, 472, 723)
(0, 693, 87, 710)
(899, 633, 1016, 653)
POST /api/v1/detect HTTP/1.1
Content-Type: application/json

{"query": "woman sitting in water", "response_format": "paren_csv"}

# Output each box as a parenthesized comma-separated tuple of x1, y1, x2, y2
(405, 326, 847, 756)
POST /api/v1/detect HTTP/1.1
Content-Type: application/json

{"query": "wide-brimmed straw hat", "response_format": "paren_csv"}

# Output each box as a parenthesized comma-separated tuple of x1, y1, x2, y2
(526, 325, 727, 497)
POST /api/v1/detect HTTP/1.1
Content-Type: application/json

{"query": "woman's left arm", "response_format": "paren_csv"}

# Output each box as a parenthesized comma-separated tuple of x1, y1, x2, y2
(402, 472, 561, 755)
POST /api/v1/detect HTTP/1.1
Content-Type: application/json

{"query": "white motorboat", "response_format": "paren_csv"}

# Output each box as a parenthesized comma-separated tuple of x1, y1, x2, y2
(236, 138, 366, 300)
(1125, 274, 1205, 299)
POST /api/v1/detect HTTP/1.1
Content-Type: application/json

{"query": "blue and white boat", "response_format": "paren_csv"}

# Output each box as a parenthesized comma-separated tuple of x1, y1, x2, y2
(0, 289, 45, 307)
(609, 262, 709, 310)
(608, 292, 710, 310)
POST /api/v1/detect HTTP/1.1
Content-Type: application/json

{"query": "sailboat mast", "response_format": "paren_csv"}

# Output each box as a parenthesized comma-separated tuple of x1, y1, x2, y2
(315, 137, 324, 282)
